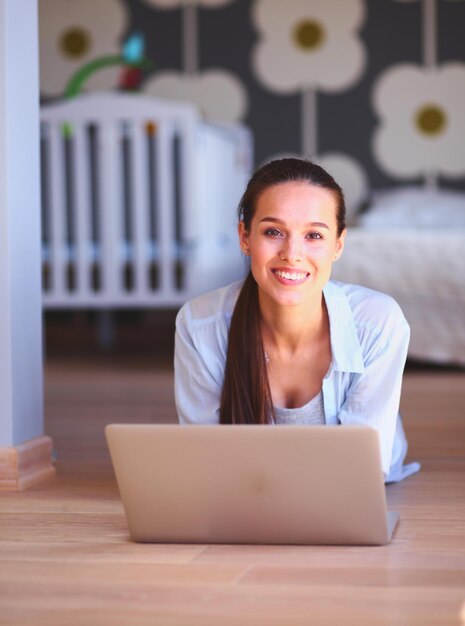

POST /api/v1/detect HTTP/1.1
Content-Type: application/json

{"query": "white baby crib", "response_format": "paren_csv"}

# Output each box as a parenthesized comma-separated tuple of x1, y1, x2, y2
(40, 92, 252, 309)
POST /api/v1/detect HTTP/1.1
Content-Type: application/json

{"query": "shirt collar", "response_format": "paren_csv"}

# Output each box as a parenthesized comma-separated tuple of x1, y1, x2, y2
(323, 281, 365, 374)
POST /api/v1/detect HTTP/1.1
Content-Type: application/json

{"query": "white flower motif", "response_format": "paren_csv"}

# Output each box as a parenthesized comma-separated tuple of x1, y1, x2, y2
(372, 63, 465, 178)
(142, 0, 234, 8)
(252, 0, 366, 94)
(259, 151, 368, 222)
(39, 0, 128, 97)
(315, 153, 368, 225)
(143, 70, 248, 123)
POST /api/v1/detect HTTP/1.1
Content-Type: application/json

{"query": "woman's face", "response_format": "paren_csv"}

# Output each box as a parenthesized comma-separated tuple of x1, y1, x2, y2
(238, 181, 346, 309)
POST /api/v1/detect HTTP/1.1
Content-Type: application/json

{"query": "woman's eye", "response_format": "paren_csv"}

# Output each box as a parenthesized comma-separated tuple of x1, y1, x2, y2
(306, 232, 323, 240)
(264, 228, 282, 237)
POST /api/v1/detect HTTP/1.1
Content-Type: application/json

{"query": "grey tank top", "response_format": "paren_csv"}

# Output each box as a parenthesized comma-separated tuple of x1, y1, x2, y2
(272, 391, 325, 425)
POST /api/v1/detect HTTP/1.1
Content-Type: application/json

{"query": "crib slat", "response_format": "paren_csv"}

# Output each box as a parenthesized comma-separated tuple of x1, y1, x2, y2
(99, 122, 121, 301)
(146, 122, 160, 291)
(155, 123, 175, 297)
(177, 116, 196, 271)
(130, 121, 150, 297)
(48, 123, 67, 299)
(73, 122, 91, 298)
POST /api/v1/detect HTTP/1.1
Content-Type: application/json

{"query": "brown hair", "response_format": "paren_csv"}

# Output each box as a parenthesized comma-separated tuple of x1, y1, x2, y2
(219, 158, 346, 425)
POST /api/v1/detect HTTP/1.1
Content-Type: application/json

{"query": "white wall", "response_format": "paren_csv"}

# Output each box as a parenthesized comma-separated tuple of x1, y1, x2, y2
(0, 0, 44, 446)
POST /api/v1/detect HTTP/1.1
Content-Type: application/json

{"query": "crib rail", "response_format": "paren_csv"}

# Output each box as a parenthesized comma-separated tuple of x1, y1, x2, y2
(40, 93, 251, 308)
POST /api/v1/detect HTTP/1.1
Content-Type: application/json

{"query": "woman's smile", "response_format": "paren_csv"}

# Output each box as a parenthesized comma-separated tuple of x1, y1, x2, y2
(271, 267, 310, 285)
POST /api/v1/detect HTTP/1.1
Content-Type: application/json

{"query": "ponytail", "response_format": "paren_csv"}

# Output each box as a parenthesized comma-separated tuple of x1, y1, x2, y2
(219, 272, 274, 424)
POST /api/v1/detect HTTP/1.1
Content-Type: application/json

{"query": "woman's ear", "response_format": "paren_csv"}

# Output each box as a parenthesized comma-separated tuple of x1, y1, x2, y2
(238, 221, 250, 256)
(334, 228, 346, 262)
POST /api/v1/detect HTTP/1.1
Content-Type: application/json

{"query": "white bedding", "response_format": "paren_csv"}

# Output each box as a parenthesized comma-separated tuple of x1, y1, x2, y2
(358, 186, 465, 229)
(331, 228, 465, 366)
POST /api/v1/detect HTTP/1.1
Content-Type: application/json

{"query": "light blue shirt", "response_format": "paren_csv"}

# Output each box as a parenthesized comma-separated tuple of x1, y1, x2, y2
(174, 279, 421, 483)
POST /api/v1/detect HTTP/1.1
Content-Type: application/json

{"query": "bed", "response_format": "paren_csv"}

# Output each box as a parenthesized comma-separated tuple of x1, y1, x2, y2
(331, 187, 465, 367)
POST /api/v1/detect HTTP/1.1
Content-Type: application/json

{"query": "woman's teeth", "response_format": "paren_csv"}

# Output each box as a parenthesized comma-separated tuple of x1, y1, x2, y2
(274, 270, 308, 281)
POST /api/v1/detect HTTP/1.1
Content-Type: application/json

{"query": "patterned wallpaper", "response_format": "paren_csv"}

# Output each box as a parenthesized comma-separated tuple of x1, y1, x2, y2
(39, 0, 465, 215)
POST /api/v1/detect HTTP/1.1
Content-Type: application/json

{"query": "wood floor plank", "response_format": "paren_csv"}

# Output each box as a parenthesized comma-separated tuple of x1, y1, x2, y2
(191, 542, 465, 570)
(0, 560, 247, 586)
(1, 581, 464, 626)
(239, 564, 465, 587)
(0, 511, 128, 542)
(0, 541, 207, 564)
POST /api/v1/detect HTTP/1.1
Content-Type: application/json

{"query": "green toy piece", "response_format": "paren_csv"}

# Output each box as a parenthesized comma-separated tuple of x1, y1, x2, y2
(64, 55, 152, 99)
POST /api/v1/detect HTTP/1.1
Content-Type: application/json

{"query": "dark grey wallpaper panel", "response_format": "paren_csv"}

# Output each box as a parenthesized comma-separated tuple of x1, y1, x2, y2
(39, 0, 465, 214)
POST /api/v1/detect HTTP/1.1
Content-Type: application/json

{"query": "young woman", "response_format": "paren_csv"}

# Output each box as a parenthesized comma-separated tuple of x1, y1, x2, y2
(174, 158, 420, 483)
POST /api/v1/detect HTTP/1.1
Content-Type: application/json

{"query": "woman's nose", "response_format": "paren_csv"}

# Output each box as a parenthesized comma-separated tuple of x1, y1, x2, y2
(279, 237, 302, 262)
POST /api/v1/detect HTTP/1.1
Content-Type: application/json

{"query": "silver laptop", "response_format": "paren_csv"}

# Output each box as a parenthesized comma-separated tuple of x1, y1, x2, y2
(105, 424, 399, 546)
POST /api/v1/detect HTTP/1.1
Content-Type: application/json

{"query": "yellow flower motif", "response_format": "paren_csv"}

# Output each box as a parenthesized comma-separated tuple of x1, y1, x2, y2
(252, 0, 366, 93)
(372, 63, 465, 178)
(415, 104, 447, 136)
(39, 0, 128, 97)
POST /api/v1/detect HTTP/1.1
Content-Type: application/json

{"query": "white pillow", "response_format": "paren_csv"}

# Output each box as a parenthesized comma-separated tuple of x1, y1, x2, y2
(357, 186, 465, 228)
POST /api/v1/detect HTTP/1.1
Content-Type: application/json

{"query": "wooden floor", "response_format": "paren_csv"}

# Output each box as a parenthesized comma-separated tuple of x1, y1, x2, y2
(1, 357, 465, 626)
